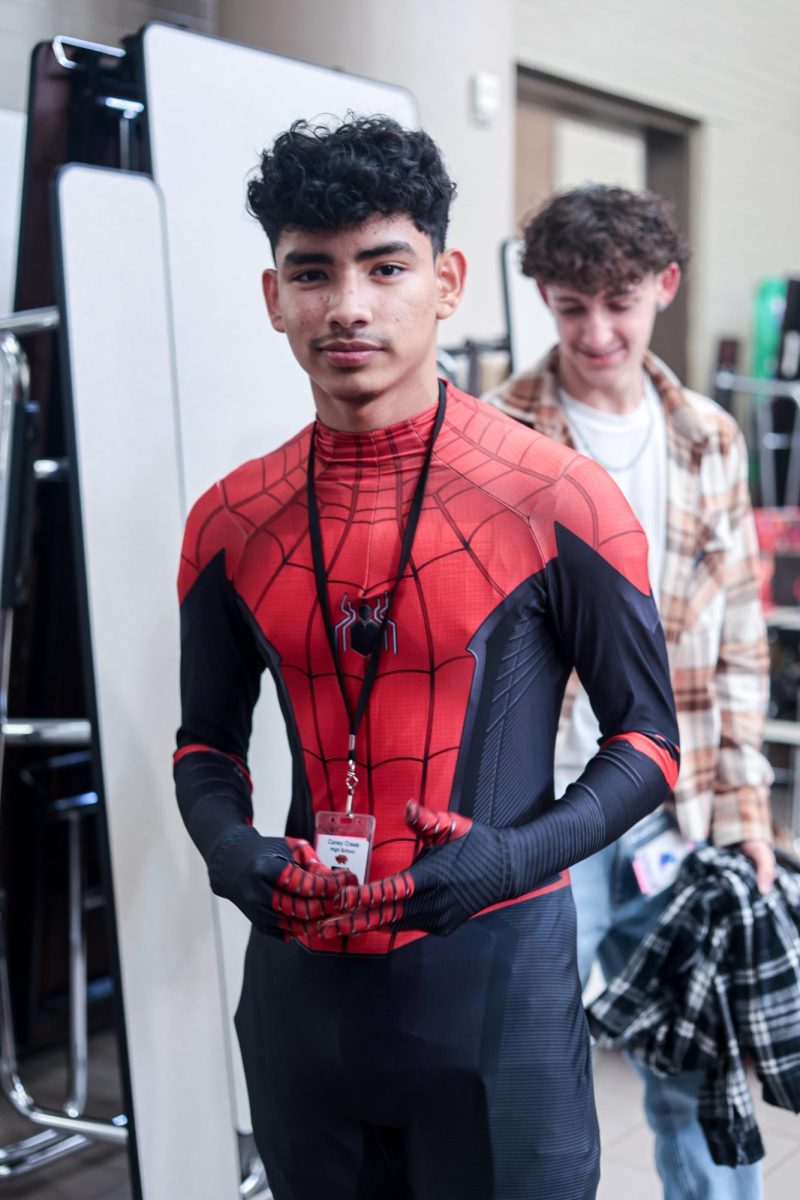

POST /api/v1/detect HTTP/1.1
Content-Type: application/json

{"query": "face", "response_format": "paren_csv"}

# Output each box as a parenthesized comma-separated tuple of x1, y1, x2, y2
(262, 213, 465, 417)
(542, 263, 680, 400)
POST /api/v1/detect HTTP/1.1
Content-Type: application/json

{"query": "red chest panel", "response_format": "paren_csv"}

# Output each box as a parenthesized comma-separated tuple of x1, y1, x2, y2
(179, 386, 654, 954)
(233, 455, 545, 898)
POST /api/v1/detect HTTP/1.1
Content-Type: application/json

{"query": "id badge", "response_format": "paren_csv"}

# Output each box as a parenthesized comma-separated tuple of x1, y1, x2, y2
(632, 826, 694, 896)
(314, 811, 376, 885)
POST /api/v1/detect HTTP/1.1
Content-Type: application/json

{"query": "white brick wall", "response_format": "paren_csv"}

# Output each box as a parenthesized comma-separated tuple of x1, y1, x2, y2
(514, 0, 800, 389)
(0, 0, 216, 111)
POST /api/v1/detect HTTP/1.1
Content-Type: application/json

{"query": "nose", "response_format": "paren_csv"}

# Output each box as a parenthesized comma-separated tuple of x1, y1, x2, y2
(326, 271, 372, 330)
(580, 309, 615, 350)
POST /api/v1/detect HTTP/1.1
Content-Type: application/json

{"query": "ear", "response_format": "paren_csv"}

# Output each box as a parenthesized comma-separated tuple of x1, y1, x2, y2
(262, 268, 285, 333)
(435, 249, 467, 321)
(537, 282, 551, 309)
(655, 262, 681, 311)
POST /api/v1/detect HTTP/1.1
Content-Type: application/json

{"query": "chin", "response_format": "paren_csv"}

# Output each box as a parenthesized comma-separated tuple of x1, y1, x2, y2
(317, 371, 384, 403)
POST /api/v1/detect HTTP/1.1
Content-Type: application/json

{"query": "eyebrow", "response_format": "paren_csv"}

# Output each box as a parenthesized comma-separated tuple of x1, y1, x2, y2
(281, 240, 417, 267)
(552, 289, 637, 303)
(356, 240, 416, 262)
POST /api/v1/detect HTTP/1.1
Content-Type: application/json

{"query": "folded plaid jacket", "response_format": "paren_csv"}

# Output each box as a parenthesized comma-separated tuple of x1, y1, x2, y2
(484, 349, 772, 846)
(585, 847, 800, 1166)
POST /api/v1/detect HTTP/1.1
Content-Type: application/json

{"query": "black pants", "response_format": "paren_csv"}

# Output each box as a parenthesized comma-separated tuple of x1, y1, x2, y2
(235, 887, 599, 1199)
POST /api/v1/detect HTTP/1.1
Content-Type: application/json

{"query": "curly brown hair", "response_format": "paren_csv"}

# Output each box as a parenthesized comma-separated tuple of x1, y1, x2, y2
(521, 185, 688, 292)
(247, 115, 457, 254)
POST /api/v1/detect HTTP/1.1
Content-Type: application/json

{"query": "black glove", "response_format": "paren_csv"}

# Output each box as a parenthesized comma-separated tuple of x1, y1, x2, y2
(209, 828, 347, 938)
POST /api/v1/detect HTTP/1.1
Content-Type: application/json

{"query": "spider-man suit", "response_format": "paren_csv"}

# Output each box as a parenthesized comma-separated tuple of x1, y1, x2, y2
(174, 382, 679, 1200)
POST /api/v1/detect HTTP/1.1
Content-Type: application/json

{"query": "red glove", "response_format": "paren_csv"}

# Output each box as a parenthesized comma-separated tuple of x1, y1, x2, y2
(319, 801, 487, 938)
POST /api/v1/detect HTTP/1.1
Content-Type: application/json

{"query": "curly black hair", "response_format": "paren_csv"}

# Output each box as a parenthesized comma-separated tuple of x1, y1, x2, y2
(521, 185, 689, 291)
(247, 115, 457, 254)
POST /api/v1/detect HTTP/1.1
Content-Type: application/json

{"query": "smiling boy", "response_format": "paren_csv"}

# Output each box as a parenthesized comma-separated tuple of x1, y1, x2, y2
(174, 127, 679, 1199)
(486, 185, 774, 1200)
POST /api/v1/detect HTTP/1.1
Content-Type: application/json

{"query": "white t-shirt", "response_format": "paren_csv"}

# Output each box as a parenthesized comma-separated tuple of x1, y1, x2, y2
(554, 373, 667, 796)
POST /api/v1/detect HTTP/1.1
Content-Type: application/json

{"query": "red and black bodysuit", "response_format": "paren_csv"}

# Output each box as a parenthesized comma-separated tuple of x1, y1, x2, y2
(175, 382, 679, 1200)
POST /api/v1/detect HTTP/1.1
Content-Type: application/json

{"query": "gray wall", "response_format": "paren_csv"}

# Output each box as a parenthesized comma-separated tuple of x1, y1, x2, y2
(514, 0, 800, 389)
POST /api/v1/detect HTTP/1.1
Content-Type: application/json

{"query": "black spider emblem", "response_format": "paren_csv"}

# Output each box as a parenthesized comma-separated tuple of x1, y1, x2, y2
(335, 591, 398, 657)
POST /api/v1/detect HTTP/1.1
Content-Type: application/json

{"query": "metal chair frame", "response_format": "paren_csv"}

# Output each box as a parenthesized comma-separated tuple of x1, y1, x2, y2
(714, 369, 800, 508)
(0, 309, 127, 1176)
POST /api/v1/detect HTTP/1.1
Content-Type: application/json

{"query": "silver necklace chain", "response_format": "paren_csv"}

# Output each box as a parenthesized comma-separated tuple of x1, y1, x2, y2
(565, 394, 655, 474)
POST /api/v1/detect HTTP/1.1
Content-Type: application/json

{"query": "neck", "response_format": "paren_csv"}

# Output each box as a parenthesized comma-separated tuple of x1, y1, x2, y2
(558, 354, 645, 414)
(311, 378, 440, 433)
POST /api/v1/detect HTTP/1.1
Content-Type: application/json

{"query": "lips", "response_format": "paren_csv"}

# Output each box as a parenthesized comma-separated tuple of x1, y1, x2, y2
(578, 346, 625, 365)
(318, 340, 384, 368)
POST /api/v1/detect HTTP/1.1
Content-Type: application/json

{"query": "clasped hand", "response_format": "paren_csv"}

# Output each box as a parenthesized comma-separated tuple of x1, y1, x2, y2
(209, 830, 353, 938)
(318, 799, 496, 939)
(217, 802, 504, 940)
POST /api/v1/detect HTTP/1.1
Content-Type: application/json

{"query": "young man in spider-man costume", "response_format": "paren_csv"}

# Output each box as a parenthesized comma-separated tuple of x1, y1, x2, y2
(174, 118, 680, 1200)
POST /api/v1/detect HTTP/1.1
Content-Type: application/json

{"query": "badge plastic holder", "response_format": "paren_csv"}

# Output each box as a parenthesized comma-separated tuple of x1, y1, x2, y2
(314, 810, 376, 885)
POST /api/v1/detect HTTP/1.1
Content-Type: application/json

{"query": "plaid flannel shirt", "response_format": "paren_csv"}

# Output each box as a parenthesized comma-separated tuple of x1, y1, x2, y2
(484, 349, 772, 845)
(585, 847, 800, 1166)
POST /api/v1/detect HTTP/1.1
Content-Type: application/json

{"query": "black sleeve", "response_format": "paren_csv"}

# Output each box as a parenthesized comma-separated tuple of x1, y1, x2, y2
(174, 547, 265, 867)
(399, 480, 682, 926)
(505, 478, 679, 889)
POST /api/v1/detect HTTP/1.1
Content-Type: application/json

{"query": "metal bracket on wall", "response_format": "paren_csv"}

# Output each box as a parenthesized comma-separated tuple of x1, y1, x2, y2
(52, 38, 143, 169)
(51, 36, 125, 72)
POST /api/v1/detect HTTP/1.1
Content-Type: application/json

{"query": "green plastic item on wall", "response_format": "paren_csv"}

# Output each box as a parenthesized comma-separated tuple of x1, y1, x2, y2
(752, 276, 787, 379)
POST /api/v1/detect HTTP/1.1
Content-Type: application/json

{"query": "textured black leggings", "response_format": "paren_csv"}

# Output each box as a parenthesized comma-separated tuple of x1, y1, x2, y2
(235, 887, 600, 1200)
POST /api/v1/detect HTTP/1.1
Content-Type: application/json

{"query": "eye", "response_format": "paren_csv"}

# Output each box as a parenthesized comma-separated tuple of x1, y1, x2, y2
(373, 263, 404, 278)
(292, 269, 326, 284)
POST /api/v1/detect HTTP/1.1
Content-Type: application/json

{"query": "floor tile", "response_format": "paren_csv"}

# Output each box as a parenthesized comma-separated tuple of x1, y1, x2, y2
(762, 1149, 800, 1198)
(595, 1089, 648, 1149)
(760, 1128, 800, 1175)
(0, 1032, 132, 1199)
(597, 1159, 662, 1200)
(605, 1123, 660, 1173)
(752, 1078, 800, 1145)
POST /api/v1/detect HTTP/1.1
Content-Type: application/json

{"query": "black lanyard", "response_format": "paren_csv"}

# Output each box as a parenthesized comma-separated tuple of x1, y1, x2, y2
(306, 382, 446, 810)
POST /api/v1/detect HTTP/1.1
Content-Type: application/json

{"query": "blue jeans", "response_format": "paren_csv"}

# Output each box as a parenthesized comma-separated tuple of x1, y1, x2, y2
(571, 830, 763, 1200)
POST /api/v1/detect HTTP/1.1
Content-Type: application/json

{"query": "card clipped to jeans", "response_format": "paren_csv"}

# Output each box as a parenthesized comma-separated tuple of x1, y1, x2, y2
(632, 823, 694, 895)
